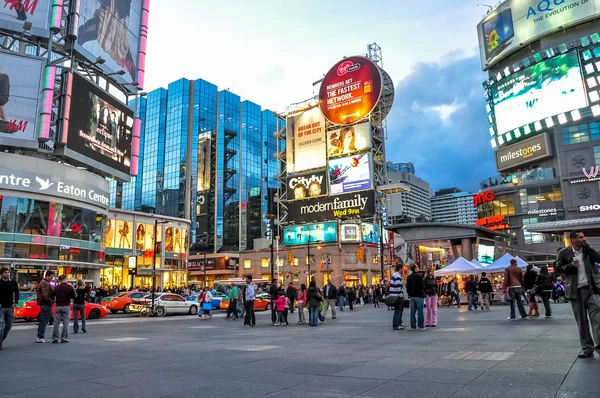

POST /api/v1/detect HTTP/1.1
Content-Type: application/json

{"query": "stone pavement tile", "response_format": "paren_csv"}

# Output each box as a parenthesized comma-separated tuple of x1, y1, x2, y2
(8, 356, 97, 374)
(0, 374, 79, 395)
(87, 369, 179, 388)
(450, 385, 557, 398)
(10, 380, 113, 398)
(287, 375, 386, 396)
(398, 368, 484, 384)
(234, 371, 319, 389)
(357, 380, 463, 398)
(0, 368, 39, 383)
(507, 350, 579, 362)
(281, 363, 355, 376)
(160, 380, 282, 398)
(469, 370, 563, 389)
(422, 359, 499, 371)
(332, 365, 414, 380)
(560, 366, 600, 394)
(231, 357, 299, 372)
(556, 391, 600, 398)
(488, 359, 571, 375)
(263, 391, 351, 398)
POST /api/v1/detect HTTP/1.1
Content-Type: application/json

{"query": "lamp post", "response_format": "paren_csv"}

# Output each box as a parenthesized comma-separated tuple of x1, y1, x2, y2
(203, 251, 207, 288)
(152, 220, 171, 315)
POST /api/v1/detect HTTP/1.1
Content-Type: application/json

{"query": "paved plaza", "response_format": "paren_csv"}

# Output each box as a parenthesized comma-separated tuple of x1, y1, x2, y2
(1, 303, 599, 398)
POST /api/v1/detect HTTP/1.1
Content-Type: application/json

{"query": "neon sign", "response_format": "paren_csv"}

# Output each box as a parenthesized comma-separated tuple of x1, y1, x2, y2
(473, 190, 495, 207)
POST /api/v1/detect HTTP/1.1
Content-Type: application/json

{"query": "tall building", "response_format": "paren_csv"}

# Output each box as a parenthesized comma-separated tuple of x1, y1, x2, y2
(386, 161, 415, 174)
(386, 171, 432, 223)
(431, 189, 477, 225)
(111, 78, 282, 254)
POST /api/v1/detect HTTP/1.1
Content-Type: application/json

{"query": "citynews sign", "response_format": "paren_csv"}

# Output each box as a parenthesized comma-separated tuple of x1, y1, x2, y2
(0, 153, 110, 209)
(286, 190, 376, 223)
(473, 190, 495, 207)
(494, 133, 551, 171)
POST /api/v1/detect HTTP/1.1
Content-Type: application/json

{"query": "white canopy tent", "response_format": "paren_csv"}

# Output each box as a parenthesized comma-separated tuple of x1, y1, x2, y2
(483, 253, 529, 273)
(470, 259, 484, 268)
(435, 257, 481, 276)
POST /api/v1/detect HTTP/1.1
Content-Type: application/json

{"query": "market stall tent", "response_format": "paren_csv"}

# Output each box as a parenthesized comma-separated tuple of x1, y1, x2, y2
(435, 257, 481, 276)
(484, 253, 525, 273)
(471, 259, 484, 268)
(514, 256, 529, 267)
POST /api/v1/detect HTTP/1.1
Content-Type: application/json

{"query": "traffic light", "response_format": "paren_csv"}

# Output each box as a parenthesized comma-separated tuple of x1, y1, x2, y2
(320, 260, 324, 270)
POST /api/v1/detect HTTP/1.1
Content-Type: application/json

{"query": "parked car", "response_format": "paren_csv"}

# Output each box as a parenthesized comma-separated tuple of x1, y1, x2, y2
(186, 291, 227, 309)
(103, 292, 151, 314)
(15, 298, 107, 321)
(130, 293, 199, 317)
(17, 291, 36, 307)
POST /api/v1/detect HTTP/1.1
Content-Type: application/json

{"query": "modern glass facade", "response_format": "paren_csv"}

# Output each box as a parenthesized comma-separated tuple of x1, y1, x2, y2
(112, 77, 282, 253)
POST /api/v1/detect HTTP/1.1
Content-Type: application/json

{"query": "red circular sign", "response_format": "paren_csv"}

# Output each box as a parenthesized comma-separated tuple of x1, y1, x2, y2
(319, 56, 382, 125)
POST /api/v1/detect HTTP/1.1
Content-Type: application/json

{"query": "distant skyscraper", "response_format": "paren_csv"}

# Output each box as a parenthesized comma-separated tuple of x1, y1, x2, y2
(385, 171, 431, 223)
(386, 161, 415, 175)
(110, 78, 282, 253)
(431, 189, 477, 225)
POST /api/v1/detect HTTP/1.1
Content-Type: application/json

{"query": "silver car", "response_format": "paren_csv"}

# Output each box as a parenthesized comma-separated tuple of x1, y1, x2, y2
(131, 293, 199, 317)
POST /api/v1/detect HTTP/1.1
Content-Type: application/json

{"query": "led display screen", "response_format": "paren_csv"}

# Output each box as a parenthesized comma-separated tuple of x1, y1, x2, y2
(286, 169, 328, 201)
(328, 152, 372, 194)
(0, 0, 51, 36)
(482, 8, 514, 59)
(492, 52, 587, 135)
(478, 242, 495, 265)
(327, 122, 372, 158)
(285, 107, 326, 174)
(283, 222, 337, 246)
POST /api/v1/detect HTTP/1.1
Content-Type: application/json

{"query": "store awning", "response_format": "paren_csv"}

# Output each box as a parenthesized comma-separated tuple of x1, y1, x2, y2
(523, 217, 600, 236)
(435, 257, 480, 276)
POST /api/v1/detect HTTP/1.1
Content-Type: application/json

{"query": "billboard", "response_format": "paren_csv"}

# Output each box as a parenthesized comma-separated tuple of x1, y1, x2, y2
(478, 241, 496, 265)
(0, 0, 51, 37)
(285, 107, 326, 174)
(104, 219, 133, 249)
(492, 52, 587, 135)
(66, 73, 134, 175)
(75, 0, 143, 84)
(286, 170, 328, 200)
(287, 190, 376, 223)
(495, 133, 552, 171)
(327, 122, 372, 158)
(361, 223, 388, 244)
(319, 56, 382, 126)
(328, 152, 372, 195)
(340, 223, 360, 243)
(0, 52, 44, 149)
(477, 0, 600, 69)
(283, 222, 337, 246)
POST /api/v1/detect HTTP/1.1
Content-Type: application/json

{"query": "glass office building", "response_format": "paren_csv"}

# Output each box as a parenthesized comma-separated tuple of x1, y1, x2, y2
(111, 78, 283, 254)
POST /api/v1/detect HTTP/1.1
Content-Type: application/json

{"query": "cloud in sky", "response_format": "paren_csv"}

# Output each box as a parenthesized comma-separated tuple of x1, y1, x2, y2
(385, 53, 496, 193)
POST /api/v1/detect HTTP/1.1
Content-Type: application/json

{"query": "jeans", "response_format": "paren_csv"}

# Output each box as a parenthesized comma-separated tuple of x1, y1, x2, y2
(392, 299, 404, 329)
(227, 299, 238, 318)
(323, 299, 336, 318)
(287, 296, 295, 314)
(0, 307, 15, 348)
(271, 303, 277, 324)
(540, 291, 552, 317)
(52, 306, 70, 341)
(508, 287, 528, 319)
(37, 304, 52, 339)
(449, 292, 460, 307)
(298, 302, 305, 322)
(309, 307, 318, 326)
(481, 293, 491, 310)
(410, 297, 425, 329)
(468, 292, 478, 310)
(73, 304, 86, 333)
(244, 300, 255, 326)
(276, 311, 285, 323)
(425, 295, 437, 326)
(338, 296, 345, 311)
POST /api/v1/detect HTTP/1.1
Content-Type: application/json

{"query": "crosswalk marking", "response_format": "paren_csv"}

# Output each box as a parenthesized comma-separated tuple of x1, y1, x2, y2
(104, 337, 148, 342)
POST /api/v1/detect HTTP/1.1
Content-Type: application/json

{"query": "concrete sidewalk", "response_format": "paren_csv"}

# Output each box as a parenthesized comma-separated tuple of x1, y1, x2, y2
(0, 302, 598, 398)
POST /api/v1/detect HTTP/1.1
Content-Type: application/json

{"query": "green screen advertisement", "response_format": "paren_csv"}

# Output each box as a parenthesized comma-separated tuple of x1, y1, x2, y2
(283, 222, 337, 245)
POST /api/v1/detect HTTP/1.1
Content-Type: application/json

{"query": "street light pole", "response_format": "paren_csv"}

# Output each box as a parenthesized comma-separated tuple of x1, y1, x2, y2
(379, 213, 384, 285)
(307, 234, 311, 285)
(270, 221, 275, 281)
(151, 219, 157, 313)
(203, 251, 207, 288)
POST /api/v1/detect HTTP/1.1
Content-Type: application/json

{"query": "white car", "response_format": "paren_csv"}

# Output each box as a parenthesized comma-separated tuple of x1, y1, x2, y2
(131, 293, 199, 317)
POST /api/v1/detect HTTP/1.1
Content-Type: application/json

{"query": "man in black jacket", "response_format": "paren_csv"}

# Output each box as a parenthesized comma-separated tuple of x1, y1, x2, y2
(322, 280, 337, 319)
(269, 279, 279, 325)
(556, 230, 600, 358)
(478, 272, 493, 311)
(0, 267, 19, 350)
(466, 276, 479, 311)
(286, 282, 298, 314)
(406, 265, 425, 330)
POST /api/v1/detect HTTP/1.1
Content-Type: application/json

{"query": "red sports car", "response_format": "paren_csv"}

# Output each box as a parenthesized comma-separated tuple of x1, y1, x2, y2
(15, 298, 108, 321)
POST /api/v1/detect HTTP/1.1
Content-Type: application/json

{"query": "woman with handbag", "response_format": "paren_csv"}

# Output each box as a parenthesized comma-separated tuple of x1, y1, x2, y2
(535, 265, 554, 318)
(199, 287, 213, 320)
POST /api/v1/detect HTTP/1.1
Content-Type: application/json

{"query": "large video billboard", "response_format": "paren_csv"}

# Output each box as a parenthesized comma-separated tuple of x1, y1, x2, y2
(286, 169, 328, 200)
(287, 190, 376, 223)
(328, 152, 372, 195)
(285, 107, 326, 174)
(492, 52, 587, 135)
(319, 56, 382, 126)
(477, 0, 600, 69)
(283, 222, 337, 245)
(0, 51, 44, 149)
(0, 0, 51, 37)
(66, 73, 134, 175)
(76, 0, 143, 84)
(327, 122, 372, 158)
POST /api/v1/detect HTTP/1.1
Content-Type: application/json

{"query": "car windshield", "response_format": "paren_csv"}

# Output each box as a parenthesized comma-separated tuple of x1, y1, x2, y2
(114, 293, 129, 297)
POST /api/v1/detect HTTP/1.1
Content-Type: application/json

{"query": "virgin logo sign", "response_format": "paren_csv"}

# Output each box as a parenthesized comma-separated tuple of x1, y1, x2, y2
(337, 60, 360, 76)
(583, 166, 600, 179)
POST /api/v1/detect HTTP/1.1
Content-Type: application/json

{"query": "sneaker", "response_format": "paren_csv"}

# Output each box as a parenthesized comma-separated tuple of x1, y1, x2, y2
(61, 339, 69, 343)
(52, 339, 58, 344)
(36, 338, 50, 343)
(73, 331, 78, 334)
(332, 317, 336, 319)
(544, 315, 552, 319)
(398, 325, 405, 330)
(431, 325, 437, 328)
(82, 329, 86, 333)
(411, 327, 416, 331)
(418, 327, 425, 331)
(507, 317, 516, 320)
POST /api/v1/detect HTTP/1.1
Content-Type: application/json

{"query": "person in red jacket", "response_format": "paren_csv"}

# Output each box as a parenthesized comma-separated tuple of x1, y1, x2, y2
(297, 284, 307, 324)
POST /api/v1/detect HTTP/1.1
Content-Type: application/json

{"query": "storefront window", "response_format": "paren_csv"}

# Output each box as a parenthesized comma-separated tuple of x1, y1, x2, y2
(243, 259, 251, 269)
(519, 185, 562, 213)
(478, 198, 515, 218)
(261, 258, 269, 268)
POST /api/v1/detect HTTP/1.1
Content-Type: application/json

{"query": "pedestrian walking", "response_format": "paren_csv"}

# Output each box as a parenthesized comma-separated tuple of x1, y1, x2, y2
(466, 276, 478, 311)
(347, 287, 356, 310)
(556, 230, 600, 358)
(424, 269, 438, 327)
(337, 283, 346, 311)
(96, 286, 105, 306)
(306, 281, 321, 327)
(503, 259, 528, 320)
(89, 287, 96, 303)
(226, 283, 239, 320)
(286, 282, 298, 314)
(448, 279, 460, 307)
(269, 279, 279, 325)
(535, 265, 554, 318)
(322, 280, 337, 319)
(478, 272, 493, 311)
(273, 294, 289, 325)
(388, 264, 406, 330)
(297, 284, 307, 324)
(73, 280, 89, 334)
(373, 285, 382, 308)
(0, 267, 19, 350)
(243, 275, 256, 327)
(36, 271, 55, 343)
(524, 264, 540, 317)
(407, 265, 425, 331)
(52, 275, 76, 343)
(200, 286, 212, 320)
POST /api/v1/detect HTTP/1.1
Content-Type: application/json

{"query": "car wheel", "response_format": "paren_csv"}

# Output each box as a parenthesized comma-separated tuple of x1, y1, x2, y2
(123, 304, 131, 314)
(156, 306, 166, 317)
(266, 302, 271, 311)
(89, 309, 101, 319)
(189, 305, 198, 315)
(110, 309, 119, 314)
(25, 318, 33, 322)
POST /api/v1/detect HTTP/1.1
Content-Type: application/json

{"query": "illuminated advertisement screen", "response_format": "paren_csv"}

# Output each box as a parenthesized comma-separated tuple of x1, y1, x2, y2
(328, 152, 372, 195)
(319, 56, 382, 125)
(67, 73, 134, 175)
(286, 190, 376, 223)
(327, 122, 372, 158)
(0, 51, 44, 149)
(286, 169, 328, 201)
(361, 223, 388, 244)
(340, 224, 360, 242)
(482, 8, 514, 59)
(0, 0, 51, 36)
(478, 242, 495, 265)
(76, 0, 143, 84)
(283, 222, 337, 246)
(492, 52, 587, 135)
(285, 107, 326, 174)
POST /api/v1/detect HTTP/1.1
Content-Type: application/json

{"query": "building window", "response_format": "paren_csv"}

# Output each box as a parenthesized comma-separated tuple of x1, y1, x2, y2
(243, 259, 251, 269)
(519, 185, 562, 213)
(478, 198, 515, 218)
(594, 146, 600, 166)
(261, 258, 269, 268)
(523, 232, 562, 244)
(562, 123, 600, 145)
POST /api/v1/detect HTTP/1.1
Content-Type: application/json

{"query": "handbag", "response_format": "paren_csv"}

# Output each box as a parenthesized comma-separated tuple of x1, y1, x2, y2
(201, 302, 212, 311)
(384, 295, 398, 307)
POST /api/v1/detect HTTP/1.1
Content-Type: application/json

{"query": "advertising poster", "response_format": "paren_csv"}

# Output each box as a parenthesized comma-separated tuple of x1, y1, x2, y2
(136, 223, 158, 251)
(286, 169, 328, 200)
(477, 0, 600, 69)
(361, 223, 388, 244)
(287, 190, 376, 223)
(328, 152, 372, 194)
(47, 203, 63, 237)
(319, 56, 382, 126)
(0, 52, 44, 149)
(327, 122, 372, 157)
(164, 226, 174, 252)
(285, 107, 326, 174)
(478, 243, 495, 265)
(0, 0, 51, 36)
(115, 220, 132, 249)
(76, 0, 143, 84)
(340, 224, 360, 243)
(492, 52, 587, 134)
(283, 222, 337, 246)
(104, 218, 115, 248)
(67, 73, 134, 175)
